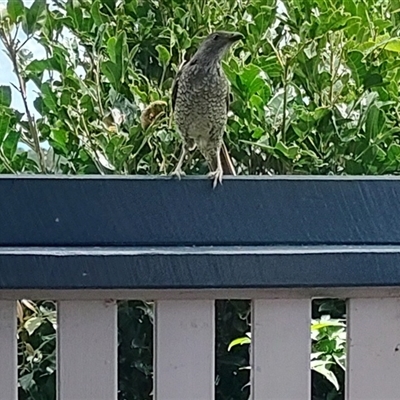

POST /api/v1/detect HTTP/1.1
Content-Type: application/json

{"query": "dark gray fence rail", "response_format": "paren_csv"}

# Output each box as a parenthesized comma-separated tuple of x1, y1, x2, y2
(2, 175, 400, 246)
(0, 246, 400, 289)
(2, 175, 400, 290)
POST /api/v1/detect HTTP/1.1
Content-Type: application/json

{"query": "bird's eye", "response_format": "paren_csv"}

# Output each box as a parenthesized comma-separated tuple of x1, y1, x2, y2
(213, 34, 219, 41)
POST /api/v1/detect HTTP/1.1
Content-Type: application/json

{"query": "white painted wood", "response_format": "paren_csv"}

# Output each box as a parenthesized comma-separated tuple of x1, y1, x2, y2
(252, 299, 311, 400)
(8, 244, 400, 256)
(2, 287, 400, 301)
(0, 301, 17, 400)
(57, 300, 117, 400)
(347, 298, 400, 400)
(155, 300, 214, 400)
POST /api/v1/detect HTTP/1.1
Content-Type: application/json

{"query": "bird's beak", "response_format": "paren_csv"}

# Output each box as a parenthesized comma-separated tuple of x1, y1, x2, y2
(229, 32, 244, 42)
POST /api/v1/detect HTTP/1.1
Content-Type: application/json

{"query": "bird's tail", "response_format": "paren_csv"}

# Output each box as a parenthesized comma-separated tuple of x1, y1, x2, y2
(221, 141, 236, 176)
(207, 141, 236, 176)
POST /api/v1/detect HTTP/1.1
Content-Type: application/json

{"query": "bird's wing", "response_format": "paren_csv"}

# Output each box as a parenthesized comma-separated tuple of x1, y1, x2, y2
(226, 88, 233, 113)
(226, 91, 230, 112)
(171, 60, 187, 112)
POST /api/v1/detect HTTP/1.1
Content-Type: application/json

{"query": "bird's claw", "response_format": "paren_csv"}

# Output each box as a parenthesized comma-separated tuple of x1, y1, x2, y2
(171, 169, 186, 180)
(208, 168, 223, 188)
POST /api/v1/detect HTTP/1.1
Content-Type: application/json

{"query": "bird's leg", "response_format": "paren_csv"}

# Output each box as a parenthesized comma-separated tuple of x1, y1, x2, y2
(208, 148, 223, 188)
(171, 144, 187, 179)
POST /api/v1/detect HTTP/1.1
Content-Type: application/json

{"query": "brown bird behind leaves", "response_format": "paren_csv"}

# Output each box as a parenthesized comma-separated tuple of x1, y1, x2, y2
(140, 100, 167, 130)
(171, 31, 242, 186)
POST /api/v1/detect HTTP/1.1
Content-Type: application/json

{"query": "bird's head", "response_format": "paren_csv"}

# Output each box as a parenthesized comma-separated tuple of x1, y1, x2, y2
(192, 31, 244, 64)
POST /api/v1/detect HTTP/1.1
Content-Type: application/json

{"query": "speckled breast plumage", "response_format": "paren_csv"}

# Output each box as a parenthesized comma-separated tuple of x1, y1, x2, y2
(174, 63, 228, 155)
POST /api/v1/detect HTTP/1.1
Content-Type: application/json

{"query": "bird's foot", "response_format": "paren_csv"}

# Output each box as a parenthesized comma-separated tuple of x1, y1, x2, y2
(171, 168, 186, 180)
(208, 168, 223, 188)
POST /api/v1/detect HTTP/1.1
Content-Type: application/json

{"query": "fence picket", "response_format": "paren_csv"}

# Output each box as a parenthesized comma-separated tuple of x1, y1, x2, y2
(252, 299, 311, 400)
(155, 300, 214, 400)
(347, 298, 400, 400)
(0, 301, 17, 400)
(57, 300, 117, 400)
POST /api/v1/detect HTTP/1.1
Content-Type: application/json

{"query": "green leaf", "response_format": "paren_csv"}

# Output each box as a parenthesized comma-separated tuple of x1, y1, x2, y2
(275, 142, 299, 159)
(7, 0, 24, 23)
(363, 72, 383, 89)
(116, 30, 127, 61)
(40, 82, 58, 112)
(364, 36, 400, 54)
(259, 55, 282, 78)
(101, 61, 122, 89)
(385, 39, 400, 53)
(24, 316, 44, 335)
(91, 0, 105, 26)
(0, 86, 12, 107)
(67, 0, 82, 30)
(347, 50, 366, 87)
(228, 336, 251, 351)
(311, 360, 340, 390)
(12, 151, 28, 170)
(249, 77, 268, 96)
(60, 89, 72, 107)
(19, 372, 35, 391)
(0, 112, 11, 145)
(114, 31, 127, 72)
(333, 353, 346, 371)
(249, 94, 264, 110)
(26, 58, 57, 77)
(311, 320, 346, 331)
(33, 96, 44, 114)
(373, 18, 393, 32)
(387, 143, 400, 162)
(105, 32, 126, 85)
(24, 0, 46, 35)
(365, 105, 385, 140)
(374, 144, 386, 162)
(251, 126, 264, 139)
(107, 37, 117, 63)
(49, 129, 68, 155)
(2, 130, 20, 159)
(156, 44, 171, 65)
(240, 64, 262, 87)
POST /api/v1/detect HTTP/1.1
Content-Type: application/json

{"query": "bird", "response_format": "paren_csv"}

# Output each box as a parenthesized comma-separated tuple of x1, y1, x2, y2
(171, 31, 243, 187)
(140, 100, 167, 130)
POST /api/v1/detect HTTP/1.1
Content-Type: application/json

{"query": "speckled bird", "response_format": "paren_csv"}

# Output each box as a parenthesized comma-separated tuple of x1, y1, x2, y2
(171, 31, 243, 187)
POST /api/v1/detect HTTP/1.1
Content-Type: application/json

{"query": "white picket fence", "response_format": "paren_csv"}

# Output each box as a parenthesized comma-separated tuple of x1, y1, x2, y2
(1, 289, 399, 400)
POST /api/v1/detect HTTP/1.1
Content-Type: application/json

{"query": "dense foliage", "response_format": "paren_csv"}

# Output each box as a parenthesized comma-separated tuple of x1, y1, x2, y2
(1, 0, 400, 176)
(1, 0, 398, 398)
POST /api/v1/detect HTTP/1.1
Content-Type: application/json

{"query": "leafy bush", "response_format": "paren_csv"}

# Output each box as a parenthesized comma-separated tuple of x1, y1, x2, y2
(311, 317, 346, 400)
(118, 301, 153, 400)
(1, 0, 400, 176)
(17, 300, 56, 400)
(229, 300, 346, 400)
